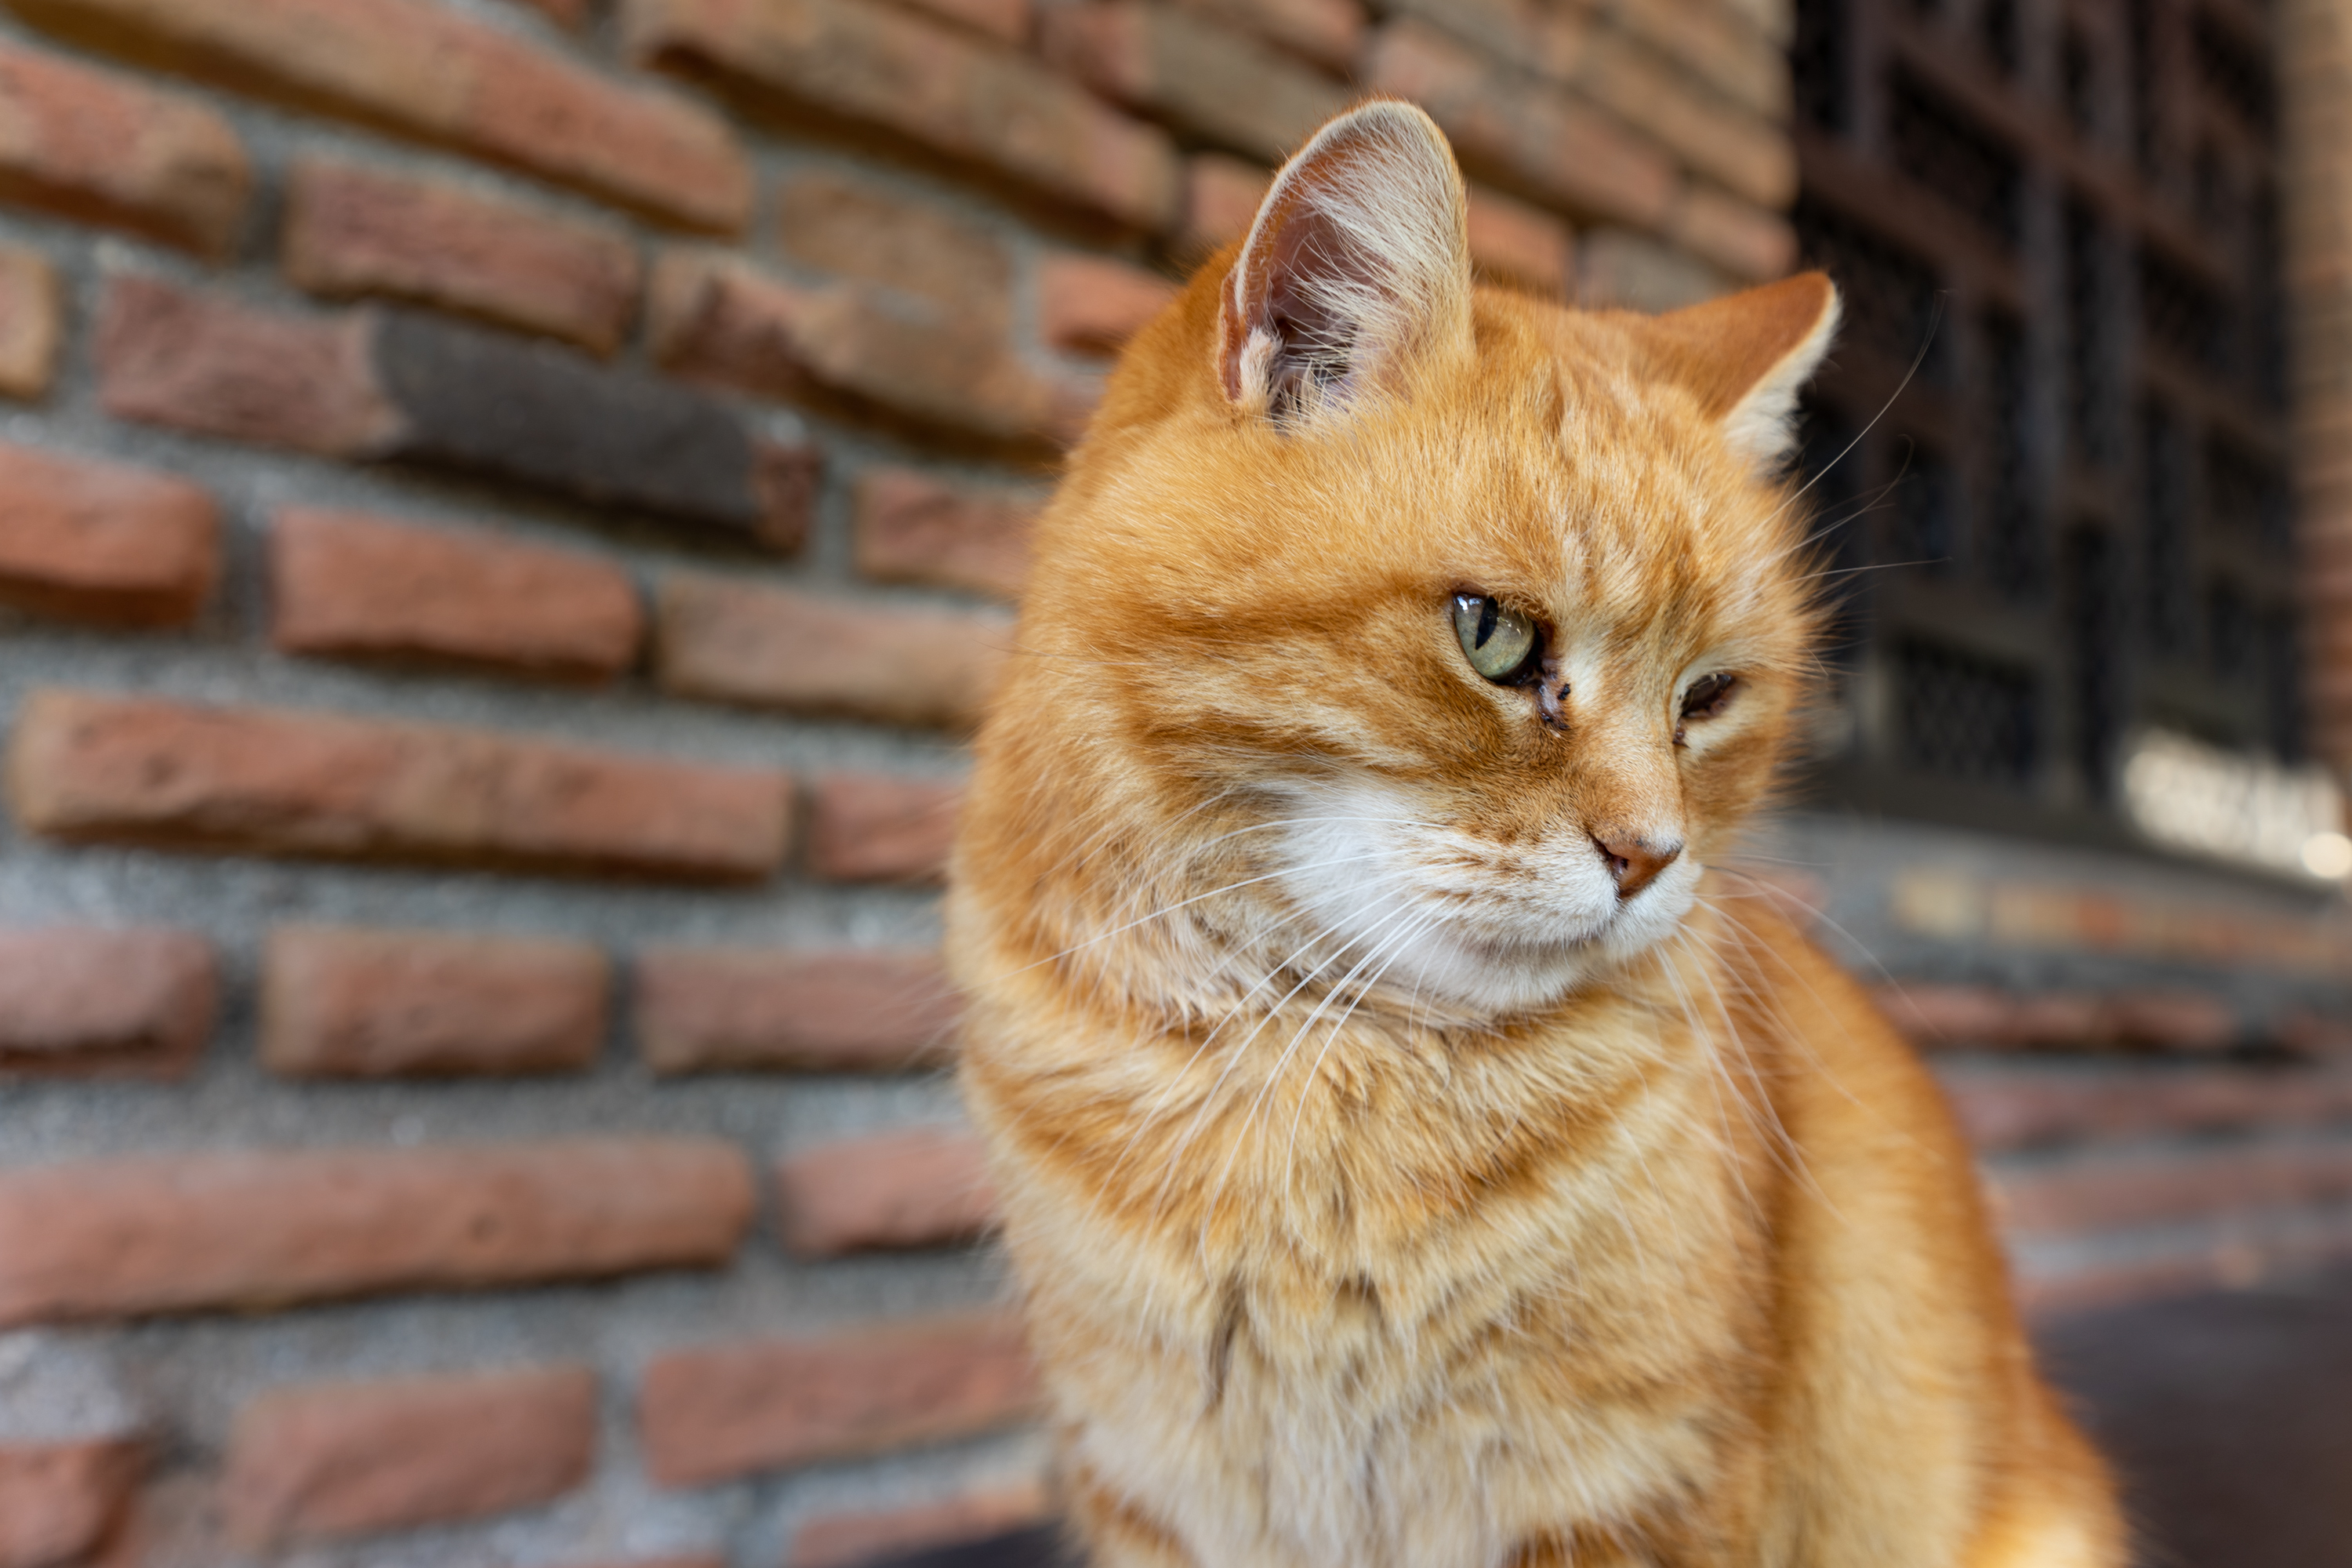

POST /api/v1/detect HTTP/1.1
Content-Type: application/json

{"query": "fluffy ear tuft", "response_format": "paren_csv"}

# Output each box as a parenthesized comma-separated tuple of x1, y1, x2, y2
(1635, 273, 1842, 471)
(1217, 100, 1472, 423)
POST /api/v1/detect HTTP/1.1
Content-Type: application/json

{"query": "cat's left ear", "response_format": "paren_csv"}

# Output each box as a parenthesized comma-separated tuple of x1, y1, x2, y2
(1217, 100, 1473, 422)
(1637, 272, 1842, 472)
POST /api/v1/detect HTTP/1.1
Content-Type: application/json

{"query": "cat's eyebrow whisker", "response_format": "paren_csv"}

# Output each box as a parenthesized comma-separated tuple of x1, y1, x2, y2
(1761, 291, 1945, 533)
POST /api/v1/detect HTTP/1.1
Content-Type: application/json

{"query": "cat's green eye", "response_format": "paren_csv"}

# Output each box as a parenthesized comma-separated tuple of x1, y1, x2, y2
(1452, 593, 1539, 682)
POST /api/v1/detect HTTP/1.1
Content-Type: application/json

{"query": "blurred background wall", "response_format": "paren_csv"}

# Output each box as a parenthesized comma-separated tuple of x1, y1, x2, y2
(0, 0, 2343, 1565)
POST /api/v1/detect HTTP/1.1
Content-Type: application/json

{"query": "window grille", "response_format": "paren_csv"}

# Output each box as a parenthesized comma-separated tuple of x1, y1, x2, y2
(1789, 0, 2300, 840)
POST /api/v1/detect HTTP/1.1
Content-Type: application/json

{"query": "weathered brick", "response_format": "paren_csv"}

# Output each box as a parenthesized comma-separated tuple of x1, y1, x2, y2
(283, 156, 642, 355)
(0, 442, 219, 628)
(0, 1436, 143, 1568)
(1994, 1141, 2352, 1241)
(1179, 151, 1271, 255)
(1365, 17, 1675, 228)
(649, 249, 1087, 452)
(371, 308, 817, 547)
(1596, 0, 1788, 122)
(804, 771, 960, 884)
(1465, 185, 1573, 294)
(895, 0, 1029, 42)
(1042, 1, 1352, 165)
(775, 1127, 996, 1258)
(1541, 21, 1795, 210)
(638, 1313, 1038, 1487)
(8, 689, 792, 882)
(262, 924, 608, 1079)
(223, 1366, 595, 1548)
(789, 1478, 1050, 1568)
(806, 773, 964, 884)
(271, 506, 643, 681)
(854, 467, 1034, 599)
(635, 946, 960, 1074)
(776, 169, 1011, 326)
(1941, 1062, 2352, 1152)
(0, 41, 248, 255)
(0, 927, 214, 1078)
(0, 245, 60, 400)
(655, 574, 1008, 731)
(1575, 225, 1730, 310)
(1875, 984, 2241, 1052)
(0, 1138, 753, 1325)
(1038, 252, 1178, 355)
(1666, 183, 1797, 282)
(623, 0, 1179, 231)
(1170, 0, 1363, 74)
(96, 274, 397, 459)
(99, 274, 812, 548)
(13, 0, 750, 231)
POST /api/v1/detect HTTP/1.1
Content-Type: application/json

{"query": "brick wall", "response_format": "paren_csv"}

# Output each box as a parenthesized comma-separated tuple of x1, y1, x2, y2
(0, 0, 1800, 1563)
(0, 1, 2345, 1566)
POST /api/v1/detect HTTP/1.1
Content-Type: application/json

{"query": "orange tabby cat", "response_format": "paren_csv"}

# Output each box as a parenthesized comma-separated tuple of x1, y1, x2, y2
(947, 101, 2123, 1567)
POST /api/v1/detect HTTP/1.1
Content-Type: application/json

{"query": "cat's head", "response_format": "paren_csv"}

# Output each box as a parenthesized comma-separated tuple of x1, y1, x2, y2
(985, 101, 1837, 1020)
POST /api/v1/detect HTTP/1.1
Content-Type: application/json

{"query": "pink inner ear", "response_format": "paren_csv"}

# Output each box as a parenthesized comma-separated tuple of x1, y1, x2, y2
(1218, 140, 1385, 406)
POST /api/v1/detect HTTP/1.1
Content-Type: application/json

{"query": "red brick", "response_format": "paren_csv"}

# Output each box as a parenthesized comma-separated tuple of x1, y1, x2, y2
(776, 169, 1011, 326)
(1170, 0, 1363, 74)
(638, 1312, 1038, 1487)
(1597, 0, 1788, 122)
(1038, 252, 1178, 355)
(623, 0, 1178, 230)
(655, 574, 1008, 731)
(1179, 152, 1271, 256)
(1542, 20, 1795, 210)
(1041, 1, 1352, 165)
(634, 946, 960, 1075)
(0, 41, 248, 255)
(0, 245, 60, 399)
(0, 1138, 753, 1325)
(1365, 17, 1675, 228)
(1994, 1141, 2352, 1241)
(649, 250, 1088, 452)
(775, 1127, 996, 1258)
(853, 468, 1034, 599)
(1665, 183, 1797, 282)
(1874, 984, 2241, 1052)
(895, 0, 1029, 42)
(1465, 185, 1573, 295)
(2103, 990, 2239, 1052)
(283, 156, 641, 355)
(0, 926, 214, 1078)
(262, 924, 608, 1079)
(96, 274, 397, 458)
(223, 1365, 594, 1548)
(0, 442, 220, 628)
(270, 506, 643, 681)
(806, 773, 964, 884)
(789, 1478, 1050, 1568)
(0, 1436, 143, 1568)
(506, 0, 589, 25)
(14, 0, 750, 232)
(9, 690, 791, 881)
(1575, 225, 1730, 310)
(1942, 1062, 2352, 1152)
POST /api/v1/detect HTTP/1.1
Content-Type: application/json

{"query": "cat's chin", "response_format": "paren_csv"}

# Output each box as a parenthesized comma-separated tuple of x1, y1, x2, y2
(1353, 881, 1702, 1017)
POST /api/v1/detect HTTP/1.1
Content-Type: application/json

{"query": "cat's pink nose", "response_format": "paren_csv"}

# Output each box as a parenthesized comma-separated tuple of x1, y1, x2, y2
(1594, 834, 1682, 899)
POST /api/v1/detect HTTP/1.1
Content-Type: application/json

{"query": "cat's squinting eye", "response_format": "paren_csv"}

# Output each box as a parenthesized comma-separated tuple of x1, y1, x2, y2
(1452, 593, 1540, 683)
(1678, 673, 1738, 738)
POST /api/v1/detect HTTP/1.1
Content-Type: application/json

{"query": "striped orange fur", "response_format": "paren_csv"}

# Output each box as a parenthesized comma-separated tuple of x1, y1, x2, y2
(947, 102, 2122, 1568)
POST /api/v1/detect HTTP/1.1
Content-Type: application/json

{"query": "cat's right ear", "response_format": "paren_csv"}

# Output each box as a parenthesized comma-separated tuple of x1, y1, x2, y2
(1217, 100, 1473, 423)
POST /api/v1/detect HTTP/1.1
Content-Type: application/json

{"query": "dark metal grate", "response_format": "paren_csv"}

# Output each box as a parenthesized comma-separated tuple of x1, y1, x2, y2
(1896, 640, 2040, 786)
(2140, 244, 2227, 373)
(1888, 71, 2021, 245)
(1793, 0, 2300, 822)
